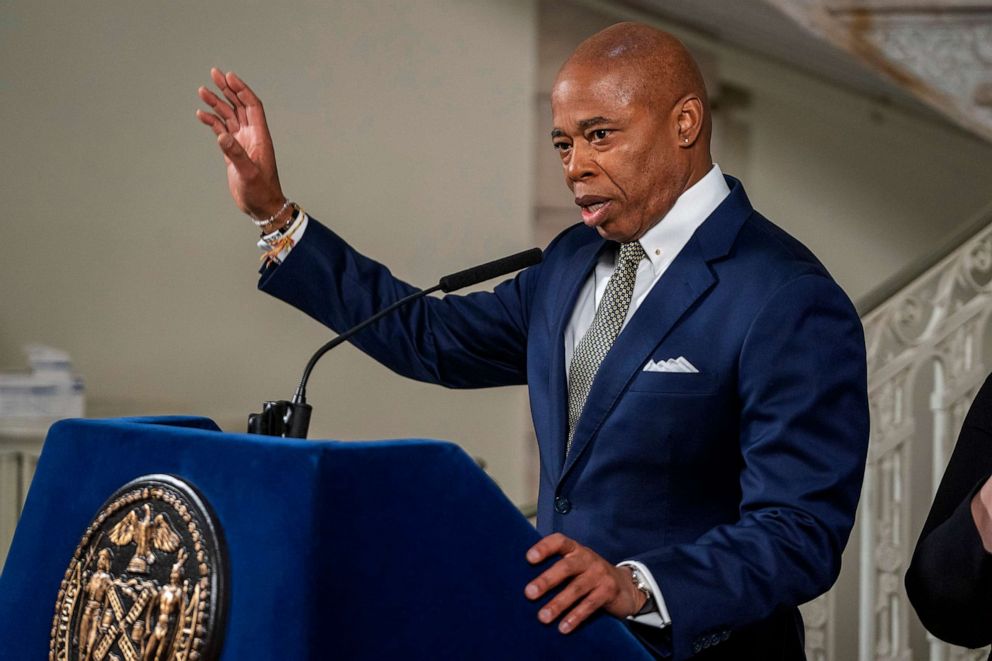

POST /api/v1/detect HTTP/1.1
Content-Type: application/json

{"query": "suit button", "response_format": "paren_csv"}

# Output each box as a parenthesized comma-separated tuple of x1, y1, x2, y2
(554, 496, 571, 514)
(721, 631, 730, 641)
(692, 642, 702, 654)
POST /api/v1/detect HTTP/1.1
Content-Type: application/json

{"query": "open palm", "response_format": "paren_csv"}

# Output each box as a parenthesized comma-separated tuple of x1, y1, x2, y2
(196, 68, 285, 219)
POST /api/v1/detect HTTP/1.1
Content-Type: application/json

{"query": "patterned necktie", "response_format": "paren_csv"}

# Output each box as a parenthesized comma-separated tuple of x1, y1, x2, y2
(566, 241, 647, 453)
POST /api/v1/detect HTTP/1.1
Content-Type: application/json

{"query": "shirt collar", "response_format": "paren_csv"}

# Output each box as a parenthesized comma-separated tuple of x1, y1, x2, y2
(637, 164, 730, 274)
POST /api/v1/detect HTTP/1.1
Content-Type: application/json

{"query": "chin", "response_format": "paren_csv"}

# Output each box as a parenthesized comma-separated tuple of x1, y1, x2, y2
(596, 224, 634, 243)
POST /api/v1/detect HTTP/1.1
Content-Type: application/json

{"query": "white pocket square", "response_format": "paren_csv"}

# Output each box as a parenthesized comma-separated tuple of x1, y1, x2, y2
(643, 356, 699, 373)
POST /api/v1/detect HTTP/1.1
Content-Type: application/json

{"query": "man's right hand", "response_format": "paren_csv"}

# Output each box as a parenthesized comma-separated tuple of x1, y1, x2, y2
(196, 68, 287, 224)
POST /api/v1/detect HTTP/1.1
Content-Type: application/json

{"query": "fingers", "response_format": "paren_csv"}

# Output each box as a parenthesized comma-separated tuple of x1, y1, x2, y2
(198, 86, 235, 119)
(211, 67, 242, 107)
(524, 535, 626, 635)
(195, 109, 225, 137)
(535, 565, 597, 622)
(558, 588, 612, 634)
(226, 70, 269, 129)
(527, 554, 618, 634)
(209, 67, 247, 127)
(527, 532, 576, 564)
(209, 67, 227, 92)
(526, 552, 586, 600)
(226, 71, 262, 107)
(198, 86, 239, 133)
(200, 68, 269, 136)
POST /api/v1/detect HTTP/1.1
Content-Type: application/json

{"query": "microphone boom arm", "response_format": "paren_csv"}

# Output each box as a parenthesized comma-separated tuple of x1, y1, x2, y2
(292, 283, 443, 406)
(247, 246, 541, 439)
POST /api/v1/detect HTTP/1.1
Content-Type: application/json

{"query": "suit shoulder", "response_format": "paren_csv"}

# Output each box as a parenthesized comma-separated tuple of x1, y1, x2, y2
(735, 212, 830, 280)
(716, 212, 858, 322)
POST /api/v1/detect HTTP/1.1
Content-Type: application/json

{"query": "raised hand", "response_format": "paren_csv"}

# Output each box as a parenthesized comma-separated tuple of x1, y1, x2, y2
(196, 68, 287, 222)
(524, 533, 646, 633)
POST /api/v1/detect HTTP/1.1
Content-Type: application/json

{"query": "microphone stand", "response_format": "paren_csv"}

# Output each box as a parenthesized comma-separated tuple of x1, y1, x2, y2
(247, 284, 442, 439)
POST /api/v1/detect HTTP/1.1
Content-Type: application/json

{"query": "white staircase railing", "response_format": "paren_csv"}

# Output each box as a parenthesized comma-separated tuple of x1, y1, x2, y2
(852, 207, 992, 661)
(0, 429, 44, 571)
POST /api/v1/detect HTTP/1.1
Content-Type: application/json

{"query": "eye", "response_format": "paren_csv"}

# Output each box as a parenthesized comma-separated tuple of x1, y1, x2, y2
(553, 141, 572, 152)
(591, 129, 611, 141)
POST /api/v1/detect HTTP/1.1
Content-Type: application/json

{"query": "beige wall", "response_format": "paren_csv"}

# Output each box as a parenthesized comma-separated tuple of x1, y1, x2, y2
(0, 1, 537, 502)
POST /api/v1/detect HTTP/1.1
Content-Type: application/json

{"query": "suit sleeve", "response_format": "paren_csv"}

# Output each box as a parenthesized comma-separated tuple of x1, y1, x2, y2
(905, 375, 992, 649)
(258, 217, 537, 388)
(631, 273, 869, 659)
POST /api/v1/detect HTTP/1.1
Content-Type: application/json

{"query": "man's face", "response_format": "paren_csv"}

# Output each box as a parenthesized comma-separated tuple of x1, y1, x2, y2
(550, 63, 687, 243)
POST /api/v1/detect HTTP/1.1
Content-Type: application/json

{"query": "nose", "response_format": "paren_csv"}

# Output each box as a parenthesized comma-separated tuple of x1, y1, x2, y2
(565, 142, 596, 183)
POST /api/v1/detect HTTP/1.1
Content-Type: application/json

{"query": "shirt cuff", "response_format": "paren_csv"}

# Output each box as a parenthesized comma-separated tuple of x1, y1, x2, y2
(617, 560, 671, 629)
(257, 213, 309, 264)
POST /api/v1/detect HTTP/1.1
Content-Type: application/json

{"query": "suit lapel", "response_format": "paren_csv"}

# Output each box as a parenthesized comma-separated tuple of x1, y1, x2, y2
(549, 174, 754, 485)
(545, 237, 611, 483)
(559, 236, 716, 483)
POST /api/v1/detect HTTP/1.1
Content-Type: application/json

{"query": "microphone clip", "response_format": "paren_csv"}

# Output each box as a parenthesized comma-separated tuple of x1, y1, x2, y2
(247, 399, 312, 438)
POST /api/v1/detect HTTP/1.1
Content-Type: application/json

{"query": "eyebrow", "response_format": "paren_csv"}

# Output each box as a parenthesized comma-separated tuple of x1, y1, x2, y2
(577, 116, 614, 130)
(550, 116, 615, 139)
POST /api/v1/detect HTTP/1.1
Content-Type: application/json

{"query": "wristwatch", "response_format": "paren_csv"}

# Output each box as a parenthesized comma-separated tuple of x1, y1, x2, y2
(627, 565, 655, 616)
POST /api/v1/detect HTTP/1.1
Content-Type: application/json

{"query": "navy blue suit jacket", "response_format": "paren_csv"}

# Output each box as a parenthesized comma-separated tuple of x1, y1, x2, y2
(259, 177, 869, 660)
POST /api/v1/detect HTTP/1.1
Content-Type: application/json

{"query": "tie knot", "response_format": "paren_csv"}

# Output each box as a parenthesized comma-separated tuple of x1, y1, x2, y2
(618, 241, 646, 266)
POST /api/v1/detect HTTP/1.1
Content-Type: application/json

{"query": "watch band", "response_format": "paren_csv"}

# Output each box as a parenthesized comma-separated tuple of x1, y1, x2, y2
(627, 565, 655, 615)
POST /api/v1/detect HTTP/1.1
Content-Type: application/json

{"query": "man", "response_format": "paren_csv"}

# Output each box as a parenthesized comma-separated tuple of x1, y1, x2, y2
(197, 23, 868, 660)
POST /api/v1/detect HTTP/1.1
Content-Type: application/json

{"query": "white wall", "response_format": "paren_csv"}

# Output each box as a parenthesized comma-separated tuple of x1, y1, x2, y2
(0, 1, 537, 502)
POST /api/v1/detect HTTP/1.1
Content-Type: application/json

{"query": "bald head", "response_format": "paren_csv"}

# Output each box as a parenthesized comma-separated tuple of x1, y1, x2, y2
(556, 23, 710, 143)
(548, 23, 714, 242)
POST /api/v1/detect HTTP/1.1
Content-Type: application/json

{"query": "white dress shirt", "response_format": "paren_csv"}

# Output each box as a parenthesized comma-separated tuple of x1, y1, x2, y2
(564, 164, 730, 629)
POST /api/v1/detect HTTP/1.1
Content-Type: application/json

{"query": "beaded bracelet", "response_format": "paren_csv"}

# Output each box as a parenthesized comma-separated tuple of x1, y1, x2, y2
(260, 205, 303, 245)
(249, 199, 293, 228)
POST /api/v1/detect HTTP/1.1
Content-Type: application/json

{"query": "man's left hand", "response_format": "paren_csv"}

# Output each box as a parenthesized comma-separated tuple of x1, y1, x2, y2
(525, 533, 645, 633)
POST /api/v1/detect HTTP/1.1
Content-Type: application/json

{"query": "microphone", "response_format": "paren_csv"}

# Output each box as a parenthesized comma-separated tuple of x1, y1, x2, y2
(247, 247, 543, 438)
(438, 248, 543, 292)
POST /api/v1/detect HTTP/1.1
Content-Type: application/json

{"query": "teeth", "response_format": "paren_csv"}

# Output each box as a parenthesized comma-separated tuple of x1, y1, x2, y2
(587, 202, 606, 212)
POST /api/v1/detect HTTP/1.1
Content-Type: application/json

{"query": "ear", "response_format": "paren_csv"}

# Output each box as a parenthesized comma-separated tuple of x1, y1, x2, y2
(675, 95, 704, 148)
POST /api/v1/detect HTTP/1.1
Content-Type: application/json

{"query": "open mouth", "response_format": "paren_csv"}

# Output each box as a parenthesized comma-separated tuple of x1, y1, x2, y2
(576, 196, 613, 226)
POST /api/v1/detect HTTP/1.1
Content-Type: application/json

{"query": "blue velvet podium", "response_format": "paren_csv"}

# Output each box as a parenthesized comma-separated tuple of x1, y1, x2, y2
(0, 417, 651, 659)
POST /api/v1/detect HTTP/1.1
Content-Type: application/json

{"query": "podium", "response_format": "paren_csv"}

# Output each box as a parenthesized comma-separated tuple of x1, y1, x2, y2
(0, 417, 651, 659)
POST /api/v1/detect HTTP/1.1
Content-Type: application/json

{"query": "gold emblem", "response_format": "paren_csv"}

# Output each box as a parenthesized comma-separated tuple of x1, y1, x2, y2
(50, 475, 227, 661)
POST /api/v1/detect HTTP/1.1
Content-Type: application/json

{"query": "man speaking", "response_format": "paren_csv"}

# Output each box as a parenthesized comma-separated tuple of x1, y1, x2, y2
(197, 23, 869, 661)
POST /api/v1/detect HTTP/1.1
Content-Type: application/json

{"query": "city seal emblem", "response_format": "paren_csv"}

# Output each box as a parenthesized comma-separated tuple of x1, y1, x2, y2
(50, 474, 227, 661)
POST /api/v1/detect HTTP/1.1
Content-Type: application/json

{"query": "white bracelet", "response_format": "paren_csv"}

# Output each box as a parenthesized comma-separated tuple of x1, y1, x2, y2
(249, 199, 293, 227)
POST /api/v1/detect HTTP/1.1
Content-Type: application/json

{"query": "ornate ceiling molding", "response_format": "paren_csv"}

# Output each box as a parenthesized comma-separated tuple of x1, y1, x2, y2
(766, 0, 992, 142)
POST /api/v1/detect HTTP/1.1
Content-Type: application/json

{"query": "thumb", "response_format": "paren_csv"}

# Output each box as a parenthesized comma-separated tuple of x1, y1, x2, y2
(217, 133, 255, 174)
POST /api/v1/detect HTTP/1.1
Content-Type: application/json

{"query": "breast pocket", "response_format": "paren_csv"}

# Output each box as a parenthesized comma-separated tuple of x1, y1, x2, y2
(627, 370, 718, 394)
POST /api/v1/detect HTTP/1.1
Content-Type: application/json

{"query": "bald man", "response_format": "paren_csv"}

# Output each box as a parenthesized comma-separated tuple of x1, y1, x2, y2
(198, 23, 868, 661)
